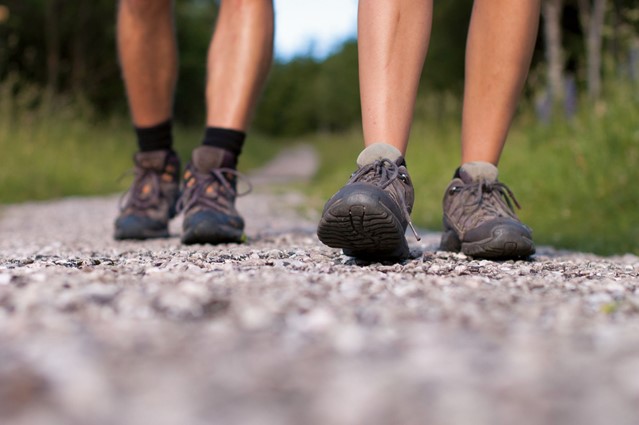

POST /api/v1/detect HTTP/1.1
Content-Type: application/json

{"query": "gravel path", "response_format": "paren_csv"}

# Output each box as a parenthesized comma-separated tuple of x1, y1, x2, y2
(1, 146, 638, 425)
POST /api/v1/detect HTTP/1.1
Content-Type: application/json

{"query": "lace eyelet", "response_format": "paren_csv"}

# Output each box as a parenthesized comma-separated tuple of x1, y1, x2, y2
(399, 173, 408, 183)
(449, 186, 461, 195)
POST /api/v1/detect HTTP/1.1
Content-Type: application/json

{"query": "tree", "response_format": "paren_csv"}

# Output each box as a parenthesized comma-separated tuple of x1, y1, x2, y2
(542, 0, 565, 103)
(44, 0, 60, 92)
(577, 0, 608, 99)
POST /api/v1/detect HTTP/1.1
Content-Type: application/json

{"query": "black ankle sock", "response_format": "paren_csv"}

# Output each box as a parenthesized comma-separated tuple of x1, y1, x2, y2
(202, 127, 245, 168)
(135, 120, 173, 152)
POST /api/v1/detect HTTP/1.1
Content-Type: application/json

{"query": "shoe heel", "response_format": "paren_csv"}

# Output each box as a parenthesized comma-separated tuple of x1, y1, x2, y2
(461, 225, 535, 260)
(439, 228, 461, 252)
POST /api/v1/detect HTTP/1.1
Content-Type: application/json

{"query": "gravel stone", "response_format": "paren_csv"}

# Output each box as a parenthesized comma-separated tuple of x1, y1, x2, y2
(1, 150, 639, 425)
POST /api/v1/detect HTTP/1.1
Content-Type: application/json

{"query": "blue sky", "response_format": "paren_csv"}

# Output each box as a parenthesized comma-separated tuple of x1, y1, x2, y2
(273, 0, 358, 60)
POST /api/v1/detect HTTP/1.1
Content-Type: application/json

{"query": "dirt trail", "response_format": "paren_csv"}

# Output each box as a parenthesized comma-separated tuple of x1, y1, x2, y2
(0, 146, 638, 425)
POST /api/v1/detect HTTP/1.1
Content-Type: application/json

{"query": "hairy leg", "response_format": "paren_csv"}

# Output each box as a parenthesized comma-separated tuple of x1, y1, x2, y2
(357, 0, 432, 155)
(461, 0, 540, 165)
(206, 0, 274, 130)
(117, 0, 177, 127)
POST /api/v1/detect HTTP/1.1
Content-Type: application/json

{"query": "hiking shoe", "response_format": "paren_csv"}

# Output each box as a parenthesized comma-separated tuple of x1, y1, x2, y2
(178, 145, 248, 245)
(114, 150, 180, 240)
(317, 143, 419, 260)
(440, 162, 535, 259)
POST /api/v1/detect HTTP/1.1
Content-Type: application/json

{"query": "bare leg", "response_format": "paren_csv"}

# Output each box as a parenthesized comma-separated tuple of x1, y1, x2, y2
(358, 0, 432, 155)
(206, 0, 274, 131)
(461, 0, 540, 165)
(316, 0, 431, 260)
(117, 0, 176, 127)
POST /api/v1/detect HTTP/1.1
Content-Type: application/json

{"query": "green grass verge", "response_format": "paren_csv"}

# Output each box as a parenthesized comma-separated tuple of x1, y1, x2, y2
(2, 81, 638, 256)
(0, 90, 283, 204)
(308, 84, 639, 256)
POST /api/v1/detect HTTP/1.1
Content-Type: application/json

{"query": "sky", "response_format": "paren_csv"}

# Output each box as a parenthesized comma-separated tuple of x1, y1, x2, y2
(273, 0, 358, 60)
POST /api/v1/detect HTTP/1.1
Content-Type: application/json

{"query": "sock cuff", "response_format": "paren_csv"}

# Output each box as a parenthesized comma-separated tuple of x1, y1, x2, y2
(135, 119, 173, 152)
(202, 127, 245, 157)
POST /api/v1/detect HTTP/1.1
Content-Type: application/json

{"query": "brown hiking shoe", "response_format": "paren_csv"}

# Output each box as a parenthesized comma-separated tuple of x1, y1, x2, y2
(440, 162, 535, 259)
(178, 146, 248, 245)
(114, 150, 180, 240)
(317, 143, 419, 260)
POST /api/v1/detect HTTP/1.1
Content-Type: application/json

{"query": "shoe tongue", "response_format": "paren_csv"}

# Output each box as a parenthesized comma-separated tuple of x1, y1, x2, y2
(459, 161, 499, 183)
(192, 145, 225, 172)
(135, 150, 169, 171)
(356, 143, 403, 167)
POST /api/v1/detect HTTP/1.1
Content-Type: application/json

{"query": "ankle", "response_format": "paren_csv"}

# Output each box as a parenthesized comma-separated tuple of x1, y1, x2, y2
(135, 120, 173, 152)
(201, 127, 245, 169)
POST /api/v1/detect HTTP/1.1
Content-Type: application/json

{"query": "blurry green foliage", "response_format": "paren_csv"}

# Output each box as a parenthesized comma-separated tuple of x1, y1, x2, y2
(0, 0, 638, 137)
(255, 40, 360, 136)
(0, 0, 122, 111)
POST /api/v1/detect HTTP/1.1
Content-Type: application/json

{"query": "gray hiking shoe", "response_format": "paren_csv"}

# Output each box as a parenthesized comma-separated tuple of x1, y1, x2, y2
(317, 143, 419, 260)
(178, 146, 248, 245)
(114, 150, 180, 240)
(440, 162, 535, 259)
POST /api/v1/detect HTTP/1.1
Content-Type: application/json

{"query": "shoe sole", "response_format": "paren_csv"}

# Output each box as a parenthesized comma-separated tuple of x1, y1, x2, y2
(441, 226, 535, 260)
(317, 188, 409, 260)
(182, 224, 244, 245)
(114, 226, 169, 240)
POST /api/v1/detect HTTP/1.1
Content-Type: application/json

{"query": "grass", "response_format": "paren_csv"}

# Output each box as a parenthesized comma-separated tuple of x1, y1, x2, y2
(2, 80, 638, 256)
(308, 82, 639, 256)
(0, 84, 283, 204)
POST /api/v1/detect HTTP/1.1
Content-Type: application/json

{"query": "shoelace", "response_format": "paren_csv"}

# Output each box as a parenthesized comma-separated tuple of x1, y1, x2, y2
(118, 167, 161, 212)
(176, 168, 252, 215)
(350, 159, 421, 241)
(349, 158, 399, 188)
(454, 180, 521, 217)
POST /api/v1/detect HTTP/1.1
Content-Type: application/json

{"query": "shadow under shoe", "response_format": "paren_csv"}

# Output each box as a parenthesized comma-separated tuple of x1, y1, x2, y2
(440, 162, 535, 260)
(317, 143, 418, 261)
(178, 146, 249, 245)
(114, 150, 180, 240)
